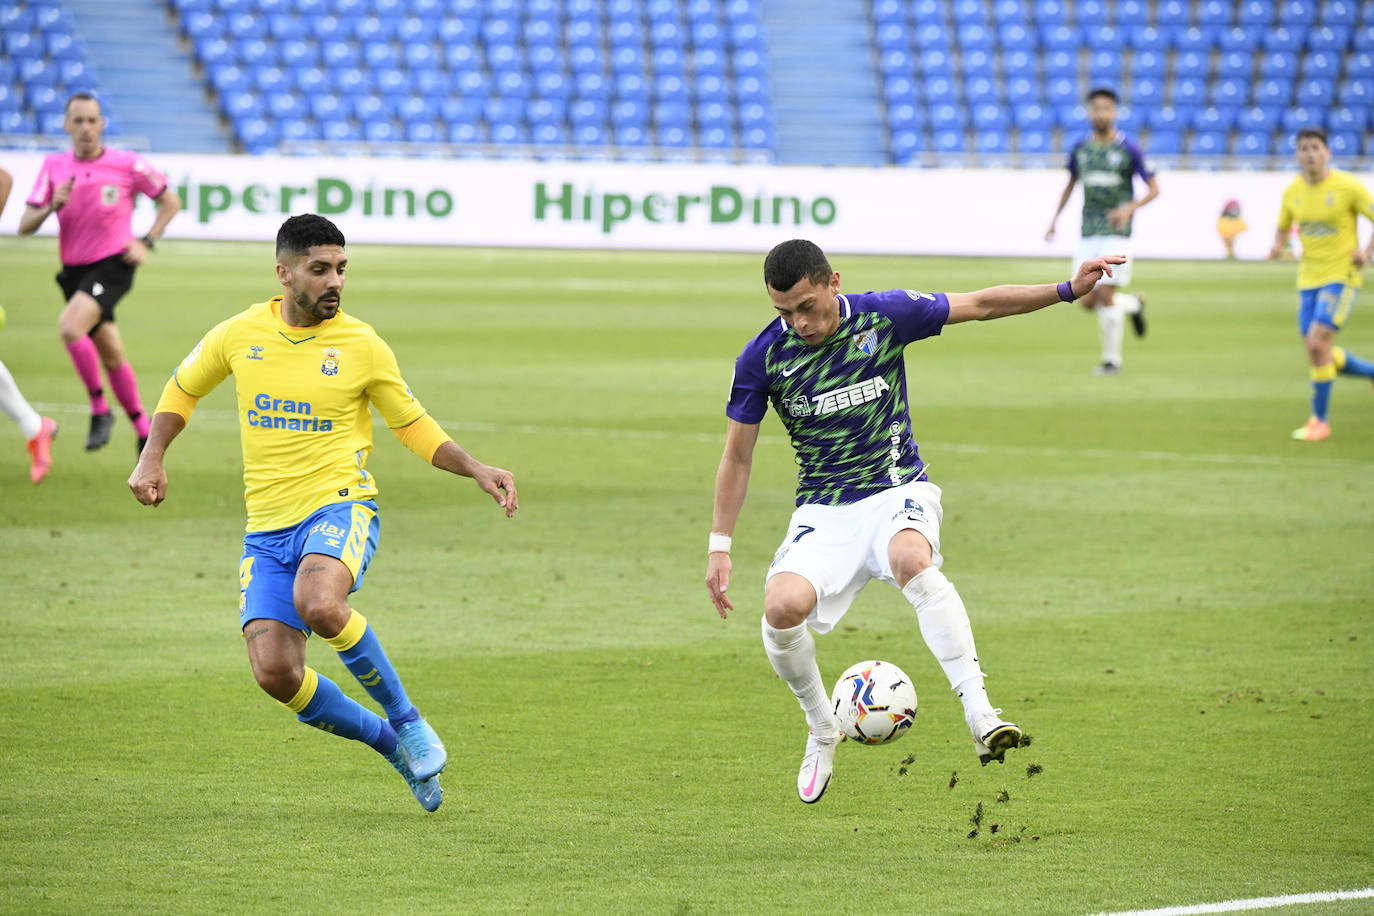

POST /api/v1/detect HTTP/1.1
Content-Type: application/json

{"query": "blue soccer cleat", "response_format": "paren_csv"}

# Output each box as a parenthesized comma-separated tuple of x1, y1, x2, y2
(395, 716, 447, 780)
(386, 747, 442, 812)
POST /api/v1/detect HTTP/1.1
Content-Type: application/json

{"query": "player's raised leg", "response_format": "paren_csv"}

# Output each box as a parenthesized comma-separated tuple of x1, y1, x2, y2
(294, 537, 447, 782)
(246, 618, 441, 812)
(890, 529, 1021, 765)
(762, 574, 842, 803)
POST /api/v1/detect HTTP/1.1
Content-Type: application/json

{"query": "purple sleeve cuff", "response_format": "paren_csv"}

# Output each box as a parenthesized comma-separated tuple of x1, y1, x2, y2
(1057, 281, 1077, 302)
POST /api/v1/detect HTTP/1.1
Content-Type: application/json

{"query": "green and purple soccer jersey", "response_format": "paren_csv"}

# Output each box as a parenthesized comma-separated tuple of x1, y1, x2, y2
(1067, 134, 1154, 238)
(727, 289, 950, 507)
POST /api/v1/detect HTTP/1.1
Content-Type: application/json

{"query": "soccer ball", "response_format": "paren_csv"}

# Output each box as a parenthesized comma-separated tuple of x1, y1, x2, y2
(831, 660, 918, 745)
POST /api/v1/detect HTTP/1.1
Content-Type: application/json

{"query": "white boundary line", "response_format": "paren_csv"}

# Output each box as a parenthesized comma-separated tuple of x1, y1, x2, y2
(1086, 887, 1374, 916)
(34, 403, 1373, 470)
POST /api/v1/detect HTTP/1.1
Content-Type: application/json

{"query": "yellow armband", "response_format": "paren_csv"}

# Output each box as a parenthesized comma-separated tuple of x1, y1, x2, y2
(392, 413, 452, 464)
(153, 374, 200, 421)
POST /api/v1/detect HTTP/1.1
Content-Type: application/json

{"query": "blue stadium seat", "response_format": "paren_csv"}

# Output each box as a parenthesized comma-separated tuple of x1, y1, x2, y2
(1238, 0, 1275, 24)
(1176, 26, 1218, 52)
(1238, 105, 1283, 132)
(1296, 79, 1335, 106)
(1006, 77, 1039, 105)
(932, 129, 967, 153)
(975, 130, 1010, 156)
(1320, 0, 1359, 24)
(1018, 129, 1052, 154)
(891, 129, 927, 161)
(1216, 51, 1251, 79)
(1338, 79, 1373, 106)
(1282, 105, 1324, 131)
(1012, 102, 1053, 130)
(1328, 105, 1369, 132)
(1131, 49, 1167, 78)
(1130, 77, 1164, 107)
(1147, 105, 1186, 131)
(965, 77, 999, 106)
(1278, 0, 1315, 23)
(1356, 26, 1374, 52)
(1187, 132, 1228, 156)
(1002, 49, 1036, 78)
(971, 103, 1005, 129)
(1041, 25, 1079, 50)
(1307, 26, 1350, 51)
(1172, 78, 1206, 106)
(1193, 105, 1240, 131)
(888, 102, 923, 132)
(999, 23, 1034, 50)
(1302, 50, 1342, 78)
(1127, 26, 1167, 52)
(930, 104, 968, 131)
(962, 48, 995, 79)
(1045, 49, 1076, 79)
(1219, 27, 1263, 52)
(1173, 51, 1209, 79)
(1254, 78, 1295, 106)
(1260, 51, 1299, 79)
(1233, 131, 1274, 156)
(1034, 0, 1068, 24)
(1211, 78, 1250, 108)
(1349, 51, 1374, 77)
(1328, 132, 1363, 156)
(1047, 76, 1078, 106)
(1262, 26, 1306, 51)
(1196, 0, 1232, 26)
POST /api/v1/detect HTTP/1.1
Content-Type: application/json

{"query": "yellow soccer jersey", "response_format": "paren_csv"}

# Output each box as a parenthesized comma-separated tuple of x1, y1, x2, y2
(1277, 169, 1374, 289)
(161, 297, 432, 532)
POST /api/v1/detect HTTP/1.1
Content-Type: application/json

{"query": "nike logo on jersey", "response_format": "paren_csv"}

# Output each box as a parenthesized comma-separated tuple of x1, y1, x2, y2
(781, 356, 814, 377)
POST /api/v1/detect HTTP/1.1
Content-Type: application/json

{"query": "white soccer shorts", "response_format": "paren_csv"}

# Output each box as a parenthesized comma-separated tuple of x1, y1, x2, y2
(765, 479, 945, 634)
(1074, 235, 1133, 288)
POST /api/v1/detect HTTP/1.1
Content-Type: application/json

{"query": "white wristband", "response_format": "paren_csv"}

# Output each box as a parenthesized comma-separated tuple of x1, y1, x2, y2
(708, 533, 732, 554)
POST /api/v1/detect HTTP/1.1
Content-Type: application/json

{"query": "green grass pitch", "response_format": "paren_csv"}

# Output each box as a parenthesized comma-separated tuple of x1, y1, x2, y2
(1, 237, 1371, 914)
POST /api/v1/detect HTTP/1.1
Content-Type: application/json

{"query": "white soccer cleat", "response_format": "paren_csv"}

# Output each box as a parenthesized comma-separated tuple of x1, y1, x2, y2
(969, 708, 1022, 766)
(797, 725, 842, 803)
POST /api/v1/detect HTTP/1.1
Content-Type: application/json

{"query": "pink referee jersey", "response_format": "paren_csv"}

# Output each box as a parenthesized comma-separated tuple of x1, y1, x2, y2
(26, 147, 168, 267)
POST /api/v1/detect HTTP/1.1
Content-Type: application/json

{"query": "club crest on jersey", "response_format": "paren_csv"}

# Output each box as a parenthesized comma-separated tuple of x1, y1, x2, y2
(852, 328, 878, 356)
(321, 347, 341, 377)
(101, 184, 118, 205)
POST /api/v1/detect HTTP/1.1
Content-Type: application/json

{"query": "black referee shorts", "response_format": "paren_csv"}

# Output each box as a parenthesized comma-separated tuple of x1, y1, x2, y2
(56, 253, 137, 330)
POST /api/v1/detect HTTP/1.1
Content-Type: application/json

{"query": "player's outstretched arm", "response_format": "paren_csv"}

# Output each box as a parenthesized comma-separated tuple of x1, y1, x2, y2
(945, 255, 1126, 324)
(705, 419, 760, 619)
(125, 188, 182, 265)
(127, 411, 187, 507)
(431, 440, 518, 517)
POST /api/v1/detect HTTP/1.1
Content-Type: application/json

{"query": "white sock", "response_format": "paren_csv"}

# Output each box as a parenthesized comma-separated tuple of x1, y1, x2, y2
(761, 616, 836, 735)
(0, 360, 43, 440)
(1115, 291, 1140, 315)
(1097, 302, 1124, 366)
(901, 568, 993, 719)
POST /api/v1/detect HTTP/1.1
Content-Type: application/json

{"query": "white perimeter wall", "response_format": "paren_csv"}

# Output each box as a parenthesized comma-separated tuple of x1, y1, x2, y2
(3, 152, 1364, 260)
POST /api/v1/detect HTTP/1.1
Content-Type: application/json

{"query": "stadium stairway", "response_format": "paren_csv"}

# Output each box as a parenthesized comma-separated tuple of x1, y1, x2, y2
(60, 0, 230, 152)
(758, 0, 886, 165)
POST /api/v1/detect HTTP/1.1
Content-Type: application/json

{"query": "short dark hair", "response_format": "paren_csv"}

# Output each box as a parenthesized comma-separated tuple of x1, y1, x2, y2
(64, 91, 101, 115)
(1086, 87, 1119, 104)
(1296, 127, 1328, 147)
(764, 239, 832, 292)
(276, 214, 346, 260)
